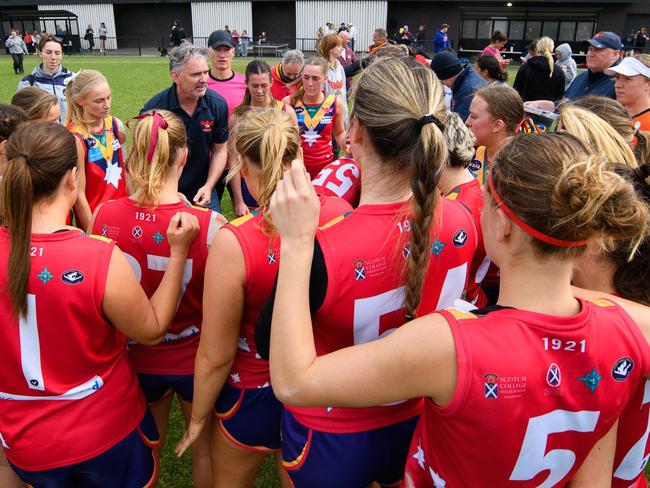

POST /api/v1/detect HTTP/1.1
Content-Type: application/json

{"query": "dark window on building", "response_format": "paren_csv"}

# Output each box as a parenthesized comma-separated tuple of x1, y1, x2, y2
(576, 22, 595, 41)
(510, 21, 525, 40)
(526, 21, 541, 40)
(494, 20, 508, 36)
(477, 20, 492, 38)
(462, 20, 477, 38)
(542, 21, 558, 39)
(559, 22, 576, 41)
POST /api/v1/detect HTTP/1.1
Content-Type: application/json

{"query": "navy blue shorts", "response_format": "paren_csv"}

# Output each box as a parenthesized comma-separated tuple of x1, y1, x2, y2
(11, 410, 160, 488)
(281, 410, 418, 488)
(213, 383, 283, 452)
(137, 373, 194, 403)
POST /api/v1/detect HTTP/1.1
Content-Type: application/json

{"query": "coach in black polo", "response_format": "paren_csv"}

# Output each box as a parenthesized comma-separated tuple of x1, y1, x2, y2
(141, 42, 228, 211)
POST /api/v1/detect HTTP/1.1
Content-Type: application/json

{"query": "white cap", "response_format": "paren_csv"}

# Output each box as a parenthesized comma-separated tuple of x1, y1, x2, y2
(605, 57, 650, 79)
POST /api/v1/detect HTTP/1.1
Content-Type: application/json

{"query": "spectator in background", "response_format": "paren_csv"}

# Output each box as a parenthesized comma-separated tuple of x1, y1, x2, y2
(33, 31, 41, 52)
(338, 22, 348, 33)
(170, 20, 186, 48)
(241, 29, 250, 55)
(635, 27, 649, 54)
(23, 30, 35, 54)
(483, 31, 511, 68)
(565, 31, 621, 100)
(271, 49, 304, 100)
(258, 31, 268, 45)
(398, 25, 413, 46)
(338, 31, 356, 96)
(17, 34, 73, 123)
(224, 25, 231, 34)
(98, 22, 108, 53)
(434, 23, 451, 53)
(415, 24, 426, 49)
(231, 29, 241, 56)
(141, 43, 228, 212)
(205, 30, 248, 215)
(431, 49, 487, 121)
(318, 33, 348, 122)
(474, 54, 507, 85)
(606, 54, 650, 131)
(369, 27, 389, 54)
(513, 36, 565, 102)
(84, 25, 94, 53)
(555, 43, 577, 88)
(624, 30, 637, 57)
(6, 30, 27, 75)
(348, 23, 357, 51)
(520, 39, 537, 63)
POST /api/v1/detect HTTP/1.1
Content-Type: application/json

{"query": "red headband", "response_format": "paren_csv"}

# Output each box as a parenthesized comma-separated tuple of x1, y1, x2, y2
(487, 171, 588, 248)
(127, 111, 169, 162)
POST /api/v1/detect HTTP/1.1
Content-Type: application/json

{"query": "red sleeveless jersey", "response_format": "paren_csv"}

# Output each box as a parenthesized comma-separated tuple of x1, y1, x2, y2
(286, 198, 478, 433)
(91, 198, 217, 374)
(293, 95, 337, 178)
(67, 116, 128, 215)
(0, 229, 145, 470)
(613, 379, 650, 487)
(446, 178, 487, 307)
(312, 157, 361, 208)
(224, 195, 352, 389)
(403, 300, 650, 487)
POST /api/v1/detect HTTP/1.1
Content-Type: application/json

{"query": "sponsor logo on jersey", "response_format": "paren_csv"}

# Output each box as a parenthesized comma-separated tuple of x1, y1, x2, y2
(353, 259, 366, 280)
(101, 224, 120, 238)
(546, 363, 561, 387)
(469, 158, 482, 172)
(199, 120, 214, 133)
(484, 373, 498, 399)
(132, 226, 143, 238)
(577, 367, 602, 393)
(294, 106, 304, 114)
(36, 267, 54, 285)
(431, 239, 445, 256)
(452, 229, 468, 248)
(86, 137, 97, 148)
(267, 248, 277, 264)
(612, 357, 634, 381)
(61, 269, 84, 285)
(152, 231, 165, 244)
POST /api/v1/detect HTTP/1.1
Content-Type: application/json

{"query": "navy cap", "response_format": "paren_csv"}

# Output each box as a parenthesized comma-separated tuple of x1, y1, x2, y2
(208, 30, 234, 49)
(586, 32, 622, 50)
(431, 50, 463, 80)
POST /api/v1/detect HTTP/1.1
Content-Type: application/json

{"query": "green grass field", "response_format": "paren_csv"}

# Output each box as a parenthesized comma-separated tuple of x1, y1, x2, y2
(0, 54, 280, 487)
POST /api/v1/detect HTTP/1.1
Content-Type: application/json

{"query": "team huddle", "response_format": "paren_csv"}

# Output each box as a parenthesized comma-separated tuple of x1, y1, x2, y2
(1, 26, 650, 488)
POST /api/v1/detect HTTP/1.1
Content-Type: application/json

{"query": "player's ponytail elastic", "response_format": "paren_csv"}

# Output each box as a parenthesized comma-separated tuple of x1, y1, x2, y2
(1, 122, 77, 318)
(233, 109, 300, 234)
(127, 110, 187, 207)
(351, 56, 447, 318)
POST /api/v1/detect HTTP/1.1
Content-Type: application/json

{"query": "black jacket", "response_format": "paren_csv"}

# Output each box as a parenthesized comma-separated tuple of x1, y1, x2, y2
(513, 56, 565, 102)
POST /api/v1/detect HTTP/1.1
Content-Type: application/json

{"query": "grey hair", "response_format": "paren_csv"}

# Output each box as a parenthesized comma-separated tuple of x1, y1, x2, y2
(374, 28, 388, 39)
(282, 49, 304, 67)
(444, 112, 476, 168)
(168, 42, 209, 73)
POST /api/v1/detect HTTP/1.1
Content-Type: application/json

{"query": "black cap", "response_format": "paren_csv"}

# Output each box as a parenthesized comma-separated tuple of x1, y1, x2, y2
(208, 30, 234, 49)
(431, 51, 463, 80)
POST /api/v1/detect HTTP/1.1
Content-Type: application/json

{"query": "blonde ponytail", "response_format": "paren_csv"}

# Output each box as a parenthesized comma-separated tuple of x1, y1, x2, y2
(536, 37, 555, 78)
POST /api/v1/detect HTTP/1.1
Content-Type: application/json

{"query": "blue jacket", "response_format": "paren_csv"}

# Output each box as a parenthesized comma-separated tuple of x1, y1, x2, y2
(451, 64, 488, 122)
(565, 68, 616, 100)
(17, 64, 74, 123)
(434, 30, 451, 53)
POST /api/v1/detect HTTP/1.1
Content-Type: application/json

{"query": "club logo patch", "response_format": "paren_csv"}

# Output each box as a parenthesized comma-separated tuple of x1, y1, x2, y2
(267, 248, 277, 264)
(546, 363, 561, 387)
(578, 368, 602, 393)
(353, 259, 366, 281)
(484, 373, 498, 399)
(453, 229, 468, 248)
(62, 270, 84, 285)
(132, 226, 143, 238)
(612, 357, 634, 382)
(469, 158, 482, 172)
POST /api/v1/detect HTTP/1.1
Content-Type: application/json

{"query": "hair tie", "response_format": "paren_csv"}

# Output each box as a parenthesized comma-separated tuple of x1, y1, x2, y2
(417, 113, 444, 132)
(633, 120, 642, 137)
(17, 152, 32, 166)
(516, 116, 542, 134)
(127, 111, 169, 163)
(487, 170, 588, 247)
